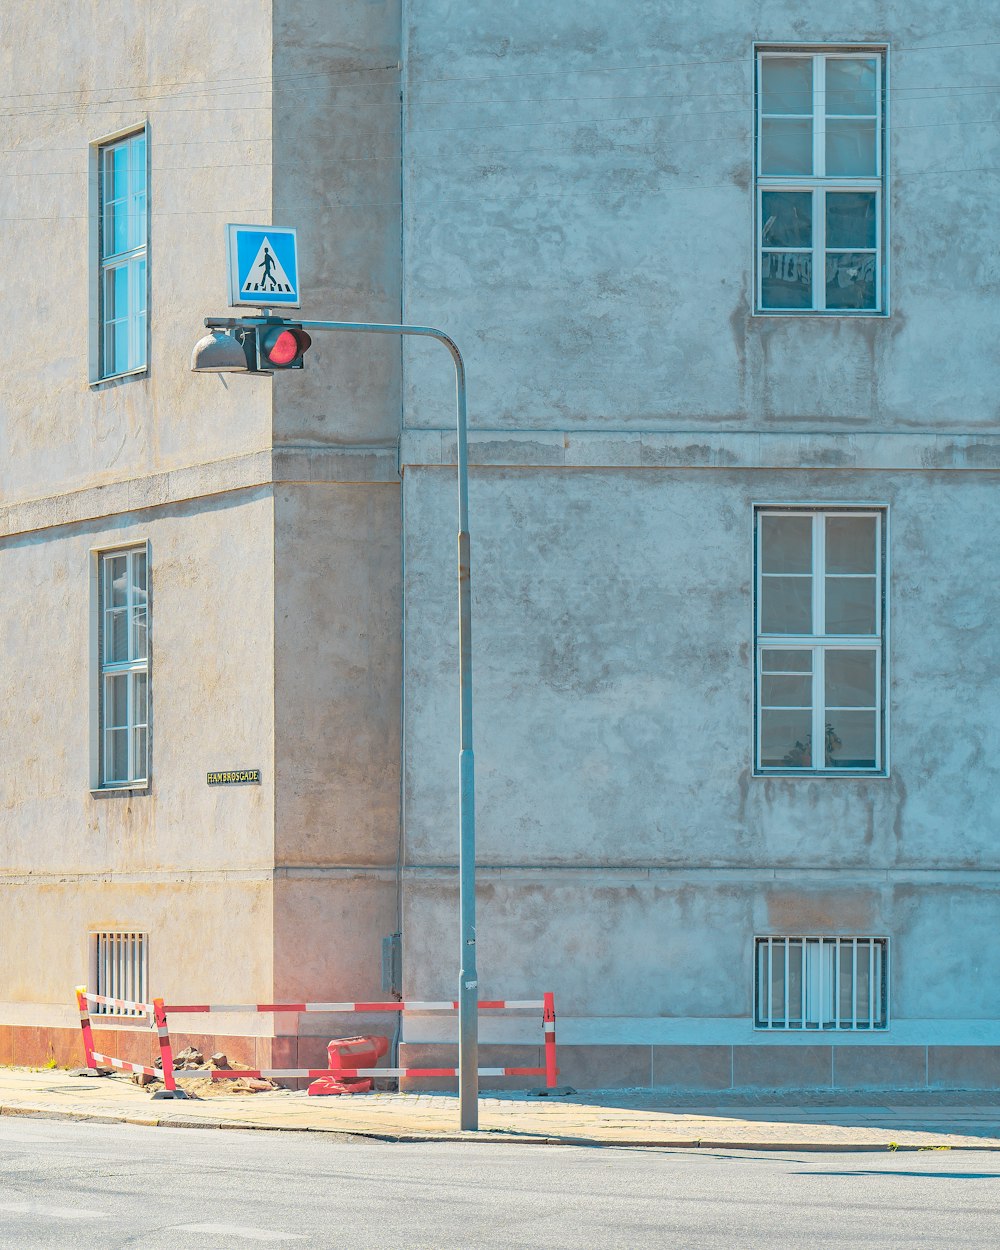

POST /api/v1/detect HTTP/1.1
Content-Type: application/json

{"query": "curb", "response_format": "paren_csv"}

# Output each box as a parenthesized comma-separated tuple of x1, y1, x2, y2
(3, 1100, 1000, 1151)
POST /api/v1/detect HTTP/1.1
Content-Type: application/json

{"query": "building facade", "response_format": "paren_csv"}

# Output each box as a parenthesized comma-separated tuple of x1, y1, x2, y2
(2, 0, 999, 1090)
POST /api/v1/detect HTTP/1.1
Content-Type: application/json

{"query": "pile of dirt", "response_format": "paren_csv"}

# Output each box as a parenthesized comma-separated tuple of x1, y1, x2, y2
(132, 1047, 282, 1097)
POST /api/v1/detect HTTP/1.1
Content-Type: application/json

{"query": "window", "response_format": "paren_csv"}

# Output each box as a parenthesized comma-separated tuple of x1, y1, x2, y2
(89, 931, 148, 1016)
(755, 509, 884, 773)
(98, 131, 147, 376)
(98, 547, 149, 787)
(755, 49, 885, 313)
(755, 936, 888, 1029)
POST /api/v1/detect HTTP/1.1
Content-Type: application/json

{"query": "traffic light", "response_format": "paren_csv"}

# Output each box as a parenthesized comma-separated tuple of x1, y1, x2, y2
(256, 322, 312, 370)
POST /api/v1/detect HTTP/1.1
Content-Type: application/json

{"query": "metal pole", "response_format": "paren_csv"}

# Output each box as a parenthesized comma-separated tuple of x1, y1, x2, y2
(203, 315, 479, 1130)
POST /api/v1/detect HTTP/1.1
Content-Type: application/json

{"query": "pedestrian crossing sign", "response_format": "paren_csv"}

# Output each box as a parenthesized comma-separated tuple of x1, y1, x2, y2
(226, 224, 301, 308)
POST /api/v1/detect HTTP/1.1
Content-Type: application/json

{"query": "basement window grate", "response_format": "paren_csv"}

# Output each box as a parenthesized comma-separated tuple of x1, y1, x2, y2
(754, 936, 888, 1030)
(89, 931, 148, 1015)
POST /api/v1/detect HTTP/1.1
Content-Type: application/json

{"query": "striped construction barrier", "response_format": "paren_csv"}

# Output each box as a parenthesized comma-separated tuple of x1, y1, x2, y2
(75, 987, 182, 1096)
(74, 988, 559, 1093)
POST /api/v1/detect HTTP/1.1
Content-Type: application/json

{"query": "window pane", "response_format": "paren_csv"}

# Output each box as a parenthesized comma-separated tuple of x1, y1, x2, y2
(825, 252, 877, 311)
(755, 943, 768, 1024)
(825, 649, 876, 707)
(136, 257, 147, 314)
(826, 515, 877, 574)
(826, 117, 876, 175)
(106, 729, 129, 782)
(105, 608, 128, 662)
(113, 319, 130, 372)
(826, 710, 877, 768)
(761, 673, 812, 706)
(113, 145, 129, 200)
(106, 673, 129, 728)
(826, 576, 877, 634)
(106, 555, 128, 607)
(805, 941, 836, 1026)
(103, 200, 120, 257)
(787, 942, 804, 1025)
(761, 191, 812, 247)
(130, 136, 146, 197)
(826, 192, 876, 249)
(132, 550, 147, 597)
(762, 649, 812, 673)
(826, 58, 877, 116)
(133, 727, 148, 779)
(113, 201, 129, 255)
(133, 671, 148, 725)
(872, 944, 885, 1024)
(761, 577, 812, 633)
(105, 266, 129, 320)
(760, 57, 813, 114)
(761, 710, 813, 768)
(761, 252, 812, 309)
(769, 947, 784, 1023)
(761, 514, 812, 573)
(855, 942, 871, 1024)
(760, 117, 813, 174)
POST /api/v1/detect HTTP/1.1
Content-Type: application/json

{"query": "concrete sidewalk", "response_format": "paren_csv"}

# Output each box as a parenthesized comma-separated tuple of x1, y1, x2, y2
(2, 1067, 1000, 1150)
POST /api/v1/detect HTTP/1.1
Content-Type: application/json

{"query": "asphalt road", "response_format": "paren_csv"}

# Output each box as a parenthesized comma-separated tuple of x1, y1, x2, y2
(1, 1117, 999, 1249)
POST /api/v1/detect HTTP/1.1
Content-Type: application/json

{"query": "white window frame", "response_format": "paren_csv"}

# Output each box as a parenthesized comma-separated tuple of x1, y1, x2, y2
(754, 507, 886, 775)
(754, 936, 889, 1030)
(754, 47, 887, 315)
(89, 931, 149, 1016)
(93, 128, 148, 380)
(92, 543, 150, 790)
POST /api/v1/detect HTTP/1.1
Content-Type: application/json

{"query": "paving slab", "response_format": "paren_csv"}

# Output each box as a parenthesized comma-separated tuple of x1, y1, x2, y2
(2, 1068, 1000, 1151)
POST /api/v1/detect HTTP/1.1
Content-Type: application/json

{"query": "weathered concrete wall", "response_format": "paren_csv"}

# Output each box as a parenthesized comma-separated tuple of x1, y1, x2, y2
(0, 492, 276, 1014)
(0, 879, 272, 1024)
(404, 467, 1000, 871)
(401, 1, 1000, 430)
(273, 483, 401, 867)
(0, 0, 276, 507)
(401, 464, 1000, 1038)
(271, 0, 402, 445)
(402, 877, 1000, 1030)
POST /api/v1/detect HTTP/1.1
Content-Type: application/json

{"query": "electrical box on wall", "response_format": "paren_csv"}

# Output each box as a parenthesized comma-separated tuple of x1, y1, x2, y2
(381, 933, 402, 999)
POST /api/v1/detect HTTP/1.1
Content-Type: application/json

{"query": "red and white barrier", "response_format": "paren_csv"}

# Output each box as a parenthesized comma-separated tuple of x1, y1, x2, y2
(160, 994, 559, 1089)
(75, 986, 181, 1094)
(75, 987, 560, 1093)
(161, 999, 545, 1014)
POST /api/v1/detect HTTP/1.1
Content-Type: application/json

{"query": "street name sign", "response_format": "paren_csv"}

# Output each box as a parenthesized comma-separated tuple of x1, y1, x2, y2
(226, 224, 300, 308)
(207, 769, 261, 786)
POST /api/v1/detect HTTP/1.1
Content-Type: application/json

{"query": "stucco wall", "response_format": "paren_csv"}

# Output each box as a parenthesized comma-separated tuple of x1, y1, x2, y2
(401, 464, 1000, 1034)
(271, 0, 403, 446)
(0, 492, 276, 1013)
(402, 876, 1000, 1031)
(273, 483, 401, 868)
(403, 466, 1000, 871)
(0, 0, 276, 507)
(401, 0, 1000, 430)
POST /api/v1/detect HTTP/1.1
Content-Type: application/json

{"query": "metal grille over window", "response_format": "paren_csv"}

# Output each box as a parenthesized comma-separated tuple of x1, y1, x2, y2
(89, 932, 148, 1016)
(99, 547, 149, 786)
(98, 130, 147, 376)
(756, 50, 885, 313)
(755, 509, 884, 773)
(755, 937, 888, 1030)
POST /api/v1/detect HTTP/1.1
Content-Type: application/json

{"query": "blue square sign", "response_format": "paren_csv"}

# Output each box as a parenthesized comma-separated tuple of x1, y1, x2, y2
(226, 224, 300, 308)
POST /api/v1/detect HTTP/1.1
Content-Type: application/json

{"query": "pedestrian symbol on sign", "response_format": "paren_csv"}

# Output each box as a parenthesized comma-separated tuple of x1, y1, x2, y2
(226, 225, 301, 308)
(242, 237, 294, 296)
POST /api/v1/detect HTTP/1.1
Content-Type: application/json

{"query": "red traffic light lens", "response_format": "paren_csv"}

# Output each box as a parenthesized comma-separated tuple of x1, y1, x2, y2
(264, 329, 300, 365)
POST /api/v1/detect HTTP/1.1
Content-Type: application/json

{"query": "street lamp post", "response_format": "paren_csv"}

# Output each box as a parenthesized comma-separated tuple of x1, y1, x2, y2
(196, 315, 479, 1131)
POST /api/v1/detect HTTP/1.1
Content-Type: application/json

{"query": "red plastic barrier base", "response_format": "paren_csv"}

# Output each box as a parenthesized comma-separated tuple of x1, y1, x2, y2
(326, 1035, 389, 1070)
(307, 1035, 389, 1096)
(307, 1076, 373, 1096)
